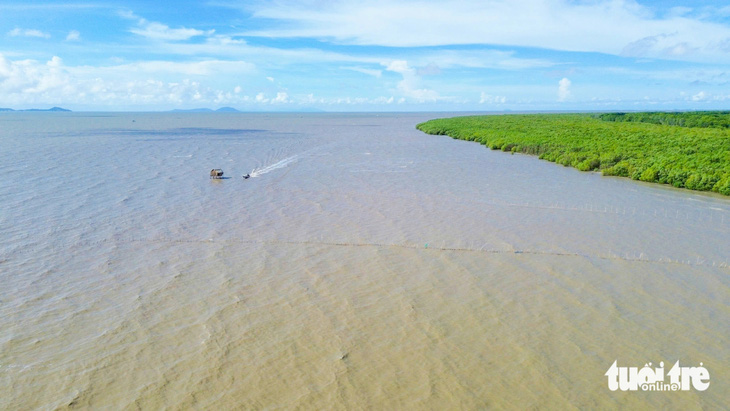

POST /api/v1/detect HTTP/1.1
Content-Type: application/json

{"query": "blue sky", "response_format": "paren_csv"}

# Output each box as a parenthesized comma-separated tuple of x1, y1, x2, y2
(1, 0, 730, 111)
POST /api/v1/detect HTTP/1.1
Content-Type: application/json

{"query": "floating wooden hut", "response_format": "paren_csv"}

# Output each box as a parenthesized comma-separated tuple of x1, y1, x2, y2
(210, 169, 224, 179)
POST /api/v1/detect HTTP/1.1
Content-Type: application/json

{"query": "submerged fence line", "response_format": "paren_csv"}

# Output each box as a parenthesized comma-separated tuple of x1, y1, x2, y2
(5, 235, 729, 270)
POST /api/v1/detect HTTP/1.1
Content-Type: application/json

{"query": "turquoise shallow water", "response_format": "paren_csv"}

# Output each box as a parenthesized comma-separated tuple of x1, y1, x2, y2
(1, 112, 729, 409)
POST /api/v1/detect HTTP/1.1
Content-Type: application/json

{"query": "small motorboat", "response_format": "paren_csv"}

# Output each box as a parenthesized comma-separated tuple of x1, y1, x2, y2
(210, 169, 224, 179)
(242, 174, 250, 179)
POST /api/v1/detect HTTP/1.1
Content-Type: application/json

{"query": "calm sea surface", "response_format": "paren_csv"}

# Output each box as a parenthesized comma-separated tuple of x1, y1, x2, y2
(1, 112, 728, 409)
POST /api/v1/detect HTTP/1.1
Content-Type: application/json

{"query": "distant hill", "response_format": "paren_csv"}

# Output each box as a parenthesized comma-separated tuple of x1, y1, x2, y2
(0, 106, 71, 112)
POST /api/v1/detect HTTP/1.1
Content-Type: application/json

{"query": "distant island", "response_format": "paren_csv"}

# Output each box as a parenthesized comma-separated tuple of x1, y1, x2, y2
(0, 107, 71, 112)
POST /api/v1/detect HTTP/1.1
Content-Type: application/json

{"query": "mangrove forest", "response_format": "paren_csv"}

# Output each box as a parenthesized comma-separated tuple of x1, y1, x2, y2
(416, 112, 730, 196)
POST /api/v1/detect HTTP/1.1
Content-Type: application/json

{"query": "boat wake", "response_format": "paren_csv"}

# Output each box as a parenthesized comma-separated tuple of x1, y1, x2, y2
(250, 154, 299, 178)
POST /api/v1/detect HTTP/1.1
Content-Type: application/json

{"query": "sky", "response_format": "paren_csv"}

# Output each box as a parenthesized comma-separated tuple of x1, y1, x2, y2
(1, 0, 730, 111)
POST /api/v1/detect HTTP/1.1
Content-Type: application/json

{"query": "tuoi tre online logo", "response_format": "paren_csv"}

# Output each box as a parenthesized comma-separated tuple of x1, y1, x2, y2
(605, 360, 709, 391)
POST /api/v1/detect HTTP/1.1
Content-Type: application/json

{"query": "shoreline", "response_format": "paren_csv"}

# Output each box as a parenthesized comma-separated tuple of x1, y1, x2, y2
(417, 113, 730, 196)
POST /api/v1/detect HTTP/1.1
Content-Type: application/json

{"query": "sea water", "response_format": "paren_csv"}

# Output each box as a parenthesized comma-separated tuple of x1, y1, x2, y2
(1, 112, 728, 409)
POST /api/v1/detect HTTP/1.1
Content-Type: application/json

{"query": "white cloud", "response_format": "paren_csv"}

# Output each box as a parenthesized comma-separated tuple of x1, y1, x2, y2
(0, 55, 70, 99)
(621, 34, 665, 57)
(692, 91, 707, 101)
(664, 42, 696, 57)
(676, 91, 730, 103)
(0, 53, 259, 108)
(156, 30, 549, 75)
(131, 21, 213, 41)
(103, 60, 255, 76)
(386, 60, 410, 73)
(480, 92, 506, 104)
(252, 91, 290, 104)
(242, 0, 730, 63)
(272, 91, 290, 103)
(47, 56, 63, 68)
(117, 9, 138, 20)
(558, 77, 571, 102)
(121, 11, 213, 41)
(0, 3, 104, 11)
(8, 28, 50, 38)
(666, 6, 693, 18)
(207, 35, 245, 46)
(603, 65, 730, 86)
(342, 66, 382, 78)
(417, 63, 441, 76)
(66, 30, 80, 41)
(383, 59, 440, 102)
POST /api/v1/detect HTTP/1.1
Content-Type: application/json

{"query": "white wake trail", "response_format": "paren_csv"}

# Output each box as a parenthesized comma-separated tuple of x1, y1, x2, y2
(250, 154, 299, 177)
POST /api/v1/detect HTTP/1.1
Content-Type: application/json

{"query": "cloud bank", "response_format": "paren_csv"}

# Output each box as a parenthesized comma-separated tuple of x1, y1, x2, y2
(2, 2, 730, 110)
(244, 0, 730, 63)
